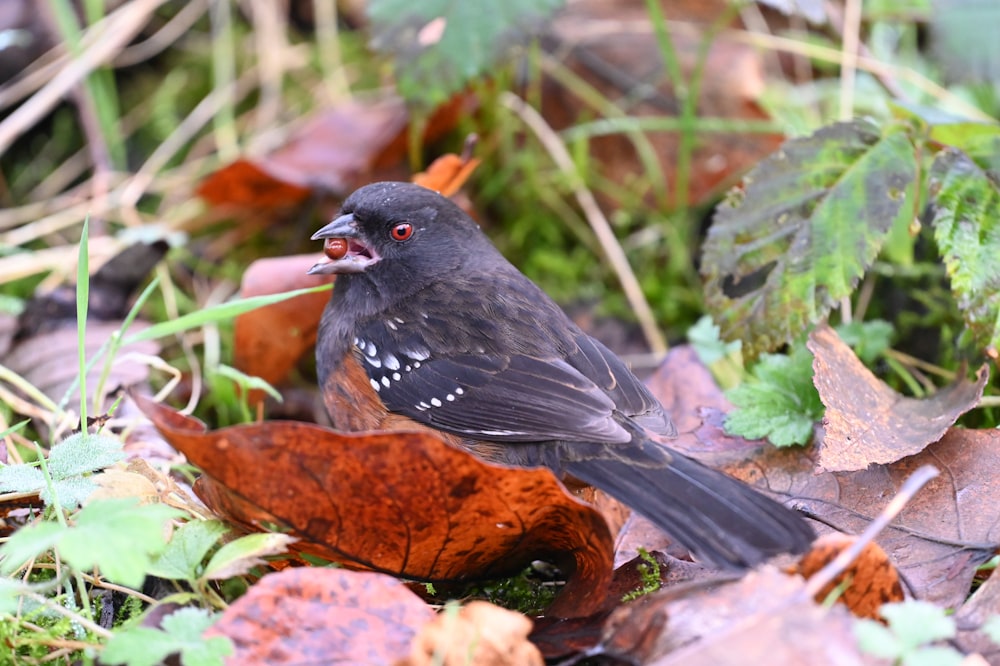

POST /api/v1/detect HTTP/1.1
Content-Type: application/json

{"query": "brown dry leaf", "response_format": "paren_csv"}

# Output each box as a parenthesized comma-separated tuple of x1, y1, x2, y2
(642, 348, 1000, 611)
(955, 566, 1000, 662)
(411, 149, 481, 197)
(134, 394, 614, 617)
(397, 601, 542, 666)
(595, 567, 869, 665)
(197, 95, 472, 211)
(795, 532, 904, 619)
(206, 568, 434, 666)
(232, 254, 333, 403)
(809, 323, 989, 472)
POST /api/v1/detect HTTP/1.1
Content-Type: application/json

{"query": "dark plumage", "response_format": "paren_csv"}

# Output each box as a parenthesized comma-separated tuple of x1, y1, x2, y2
(309, 181, 813, 568)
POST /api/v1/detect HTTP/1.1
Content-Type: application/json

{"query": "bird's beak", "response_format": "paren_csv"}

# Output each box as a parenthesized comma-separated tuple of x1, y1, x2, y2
(310, 213, 356, 241)
(307, 213, 381, 275)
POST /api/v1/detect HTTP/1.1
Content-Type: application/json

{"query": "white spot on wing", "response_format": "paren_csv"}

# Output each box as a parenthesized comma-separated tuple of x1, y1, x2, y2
(383, 354, 400, 370)
(381, 376, 391, 388)
(430, 398, 442, 407)
(386, 320, 398, 331)
(365, 355, 382, 368)
(370, 378, 380, 392)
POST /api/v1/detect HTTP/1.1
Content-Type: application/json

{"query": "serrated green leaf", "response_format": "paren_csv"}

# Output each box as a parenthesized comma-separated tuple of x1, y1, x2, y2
(882, 600, 956, 649)
(148, 520, 229, 581)
(57, 499, 183, 589)
(702, 119, 916, 358)
(47, 433, 125, 478)
(835, 320, 894, 364)
(101, 607, 230, 666)
(724, 346, 823, 447)
(203, 532, 295, 581)
(0, 521, 65, 575)
(854, 618, 901, 659)
(687, 315, 742, 365)
(368, 0, 564, 106)
(930, 148, 1000, 353)
(929, 122, 1000, 173)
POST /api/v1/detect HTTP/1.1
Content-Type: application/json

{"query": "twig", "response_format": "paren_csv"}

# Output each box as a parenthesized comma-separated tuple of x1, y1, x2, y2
(800, 464, 939, 601)
(838, 0, 863, 120)
(499, 92, 668, 355)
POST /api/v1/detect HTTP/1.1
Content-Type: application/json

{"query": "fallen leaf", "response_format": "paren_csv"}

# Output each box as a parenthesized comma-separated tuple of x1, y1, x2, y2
(134, 394, 614, 617)
(642, 348, 1000, 611)
(598, 567, 868, 664)
(809, 323, 989, 472)
(411, 144, 481, 196)
(796, 532, 904, 619)
(398, 601, 543, 666)
(198, 95, 473, 210)
(207, 568, 434, 665)
(955, 565, 1000, 663)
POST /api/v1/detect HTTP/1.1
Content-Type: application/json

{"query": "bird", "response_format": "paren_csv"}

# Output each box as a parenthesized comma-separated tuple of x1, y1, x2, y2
(307, 181, 813, 569)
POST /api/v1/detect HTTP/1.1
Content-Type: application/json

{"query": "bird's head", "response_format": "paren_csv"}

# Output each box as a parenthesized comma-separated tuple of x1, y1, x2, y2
(308, 182, 494, 298)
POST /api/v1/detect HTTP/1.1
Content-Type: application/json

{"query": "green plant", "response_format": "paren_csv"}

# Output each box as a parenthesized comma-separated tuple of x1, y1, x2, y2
(855, 600, 963, 665)
(621, 548, 663, 602)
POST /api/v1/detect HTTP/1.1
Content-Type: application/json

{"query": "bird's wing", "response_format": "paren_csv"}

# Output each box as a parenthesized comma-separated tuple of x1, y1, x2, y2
(566, 334, 676, 437)
(351, 323, 631, 444)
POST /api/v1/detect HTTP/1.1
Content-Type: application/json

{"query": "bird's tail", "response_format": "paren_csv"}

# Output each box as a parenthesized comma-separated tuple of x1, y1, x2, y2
(560, 435, 813, 569)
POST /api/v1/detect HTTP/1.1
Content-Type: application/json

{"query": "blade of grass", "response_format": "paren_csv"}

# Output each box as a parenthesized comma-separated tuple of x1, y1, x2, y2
(76, 219, 90, 433)
(121, 284, 333, 346)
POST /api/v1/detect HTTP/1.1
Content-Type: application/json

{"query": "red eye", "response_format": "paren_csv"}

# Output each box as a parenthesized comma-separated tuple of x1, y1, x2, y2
(390, 223, 413, 241)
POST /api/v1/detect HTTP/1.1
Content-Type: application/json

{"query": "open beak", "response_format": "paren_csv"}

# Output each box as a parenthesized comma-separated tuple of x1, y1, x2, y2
(307, 213, 381, 275)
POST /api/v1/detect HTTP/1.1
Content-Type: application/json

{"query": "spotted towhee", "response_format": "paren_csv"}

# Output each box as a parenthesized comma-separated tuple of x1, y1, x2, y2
(308, 181, 813, 568)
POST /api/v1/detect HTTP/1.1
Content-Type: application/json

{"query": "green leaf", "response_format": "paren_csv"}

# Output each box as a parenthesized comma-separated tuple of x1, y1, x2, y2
(983, 615, 1000, 645)
(101, 607, 231, 666)
(202, 532, 295, 581)
(47, 433, 125, 478)
(58, 499, 182, 588)
(148, 520, 229, 582)
(882, 600, 956, 650)
(929, 122, 1000, 173)
(0, 521, 64, 576)
(854, 618, 901, 659)
(702, 119, 916, 358)
(687, 315, 741, 366)
(368, 0, 564, 106)
(930, 148, 1000, 354)
(0, 499, 183, 588)
(0, 464, 44, 494)
(834, 320, 894, 364)
(724, 345, 823, 447)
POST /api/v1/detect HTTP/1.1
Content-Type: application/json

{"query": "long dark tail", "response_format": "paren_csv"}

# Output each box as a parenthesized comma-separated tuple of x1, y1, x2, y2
(559, 436, 814, 569)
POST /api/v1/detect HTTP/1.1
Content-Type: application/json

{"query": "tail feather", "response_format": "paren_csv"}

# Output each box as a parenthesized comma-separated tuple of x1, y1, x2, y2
(560, 437, 813, 568)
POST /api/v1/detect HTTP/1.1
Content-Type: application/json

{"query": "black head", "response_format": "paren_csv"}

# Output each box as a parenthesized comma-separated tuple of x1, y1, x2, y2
(309, 182, 500, 303)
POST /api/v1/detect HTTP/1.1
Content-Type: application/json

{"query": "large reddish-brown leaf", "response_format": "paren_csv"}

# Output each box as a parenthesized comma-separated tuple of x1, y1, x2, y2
(134, 394, 614, 617)
(809, 324, 989, 472)
(206, 568, 434, 665)
(197, 95, 472, 211)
